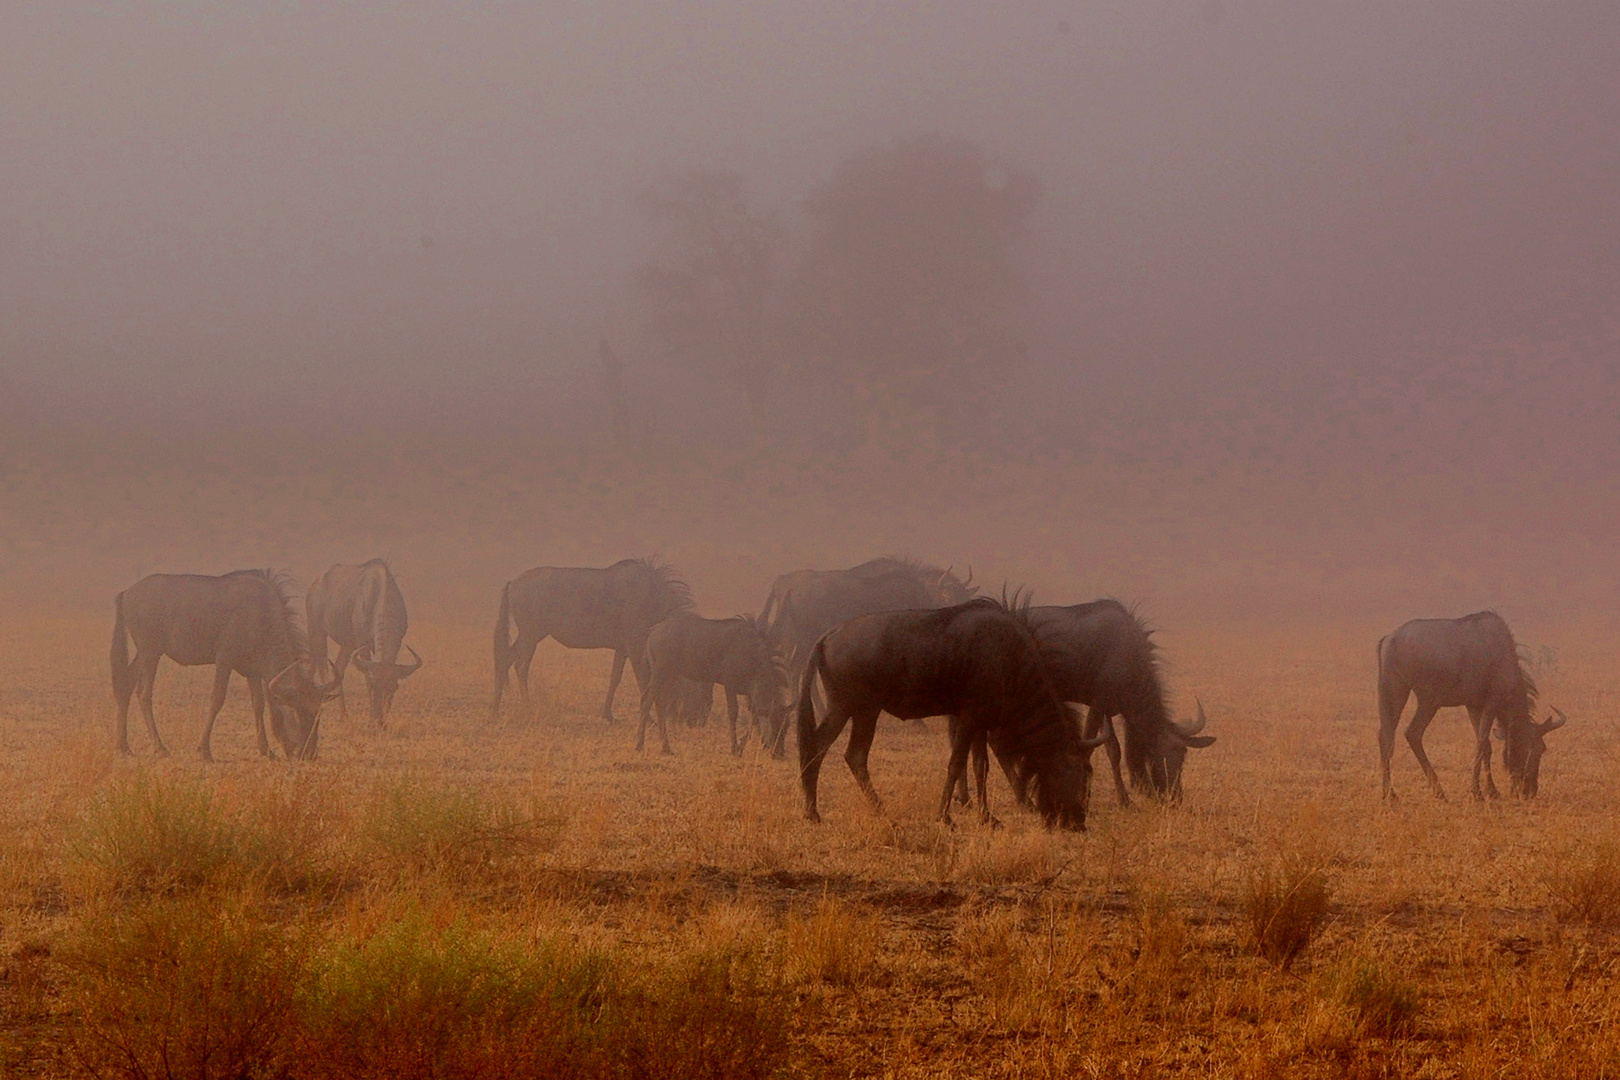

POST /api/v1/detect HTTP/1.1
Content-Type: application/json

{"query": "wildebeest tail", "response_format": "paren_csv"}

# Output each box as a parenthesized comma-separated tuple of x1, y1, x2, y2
(792, 637, 826, 769)
(110, 592, 134, 702)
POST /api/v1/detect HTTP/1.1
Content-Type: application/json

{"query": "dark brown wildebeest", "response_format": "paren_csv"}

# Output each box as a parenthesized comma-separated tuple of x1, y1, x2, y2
(796, 598, 1106, 829)
(1030, 601, 1213, 805)
(758, 556, 976, 675)
(1377, 611, 1567, 800)
(951, 600, 1213, 810)
(675, 679, 714, 728)
(110, 570, 339, 760)
(639, 614, 790, 755)
(307, 559, 422, 726)
(491, 557, 693, 721)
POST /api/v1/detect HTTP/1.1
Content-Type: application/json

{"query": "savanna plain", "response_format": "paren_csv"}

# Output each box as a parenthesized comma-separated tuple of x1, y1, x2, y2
(3, 442, 1620, 1079)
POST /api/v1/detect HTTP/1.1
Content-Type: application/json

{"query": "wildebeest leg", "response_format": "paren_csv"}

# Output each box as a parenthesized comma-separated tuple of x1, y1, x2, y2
(330, 644, 354, 719)
(971, 728, 1000, 828)
(727, 690, 744, 755)
(132, 652, 168, 758)
(843, 708, 885, 814)
(1378, 687, 1408, 801)
(601, 650, 629, 721)
(1468, 706, 1499, 800)
(800, 700, 854, 823)
(937, 721, 975, 827)
(509, 633, 541, 718)
(247, 677, 272, 759)
(115, 653, 139, 755)
(948, 716, 971, 805)
(197, 663, 234, 762)
(1086, 706, 1130, 808)
(1404, 700, 1446, 800)
(635, 664, 661, 752)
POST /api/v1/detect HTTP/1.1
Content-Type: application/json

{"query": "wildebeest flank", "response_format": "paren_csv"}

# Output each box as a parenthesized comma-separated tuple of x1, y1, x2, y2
(307, 559, 421, 726)
(111, 570, 339, 760)
(492, 557, 693, 721)
(759, 557, 975, 674)
(1377, 610, 1567, 799)
(638, 614, 788, 755)
(796, 598, 1105, 830)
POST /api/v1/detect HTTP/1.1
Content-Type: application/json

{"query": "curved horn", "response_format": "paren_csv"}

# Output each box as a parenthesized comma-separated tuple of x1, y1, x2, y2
(1542, 706, 1568, 733)
(352, 644, 377, 675)
(268, 660, 301, 699)
(963, 565, 975, 589)
(396, 644, 423, 678)
(1173, 698, 1209, 738)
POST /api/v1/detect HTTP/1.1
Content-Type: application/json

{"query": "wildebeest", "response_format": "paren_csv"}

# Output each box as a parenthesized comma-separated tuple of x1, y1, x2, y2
(638, 614, 789, 755)
(110, 570, 339, 760)
(491, 557, 693, 721)
(759, 558, 977, 729)
(1377, 611, 1567, 800)
(949, 600, 1213, 811)
(1029, 601, 1213, 805)
(307, 559, 422, 726)
(796, 598, 1106, 829)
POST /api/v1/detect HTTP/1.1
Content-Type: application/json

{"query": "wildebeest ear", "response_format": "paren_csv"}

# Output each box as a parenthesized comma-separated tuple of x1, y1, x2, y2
(1183, 735, 1216, 749)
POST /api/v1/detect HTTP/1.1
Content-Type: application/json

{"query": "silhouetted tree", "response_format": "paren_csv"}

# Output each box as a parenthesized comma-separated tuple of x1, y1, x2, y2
(790, 134, 1040, 440)
(634, 171, 782, 442)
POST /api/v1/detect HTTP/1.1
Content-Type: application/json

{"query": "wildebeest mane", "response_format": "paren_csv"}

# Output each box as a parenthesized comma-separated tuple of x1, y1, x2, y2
(956, 590, 1076, 761)
(235, 568, 308, 664)
(620, 556, 695, 619)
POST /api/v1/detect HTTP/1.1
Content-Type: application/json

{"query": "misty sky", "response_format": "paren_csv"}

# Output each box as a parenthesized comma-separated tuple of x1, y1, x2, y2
(2, 2, 1616, 464)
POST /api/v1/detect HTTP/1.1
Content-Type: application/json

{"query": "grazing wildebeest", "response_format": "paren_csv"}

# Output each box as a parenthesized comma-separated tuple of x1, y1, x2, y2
(307, 559, 422, 726)
(491, 557, 693, 721)
(110, 570, 339, 760)
(1377, 611, 1567, 800)
(796, 598, 1106, 829)
(639, 614, 789, 755)
(1031, 601, 1213, 805)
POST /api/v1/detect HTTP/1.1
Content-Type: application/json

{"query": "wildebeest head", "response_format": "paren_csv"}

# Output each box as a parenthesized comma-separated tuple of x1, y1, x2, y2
(1503, 707, 1567, 798)
(353, 644, 424, 723)
(933, 565, 978, 605)
(1025, 706, 1110, 830)
(1157, 700, 1217, 801)
(266, 662, 342, 759)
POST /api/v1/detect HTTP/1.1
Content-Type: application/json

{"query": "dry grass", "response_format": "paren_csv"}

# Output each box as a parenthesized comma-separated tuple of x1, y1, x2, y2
(5, 454, 1620, 1077)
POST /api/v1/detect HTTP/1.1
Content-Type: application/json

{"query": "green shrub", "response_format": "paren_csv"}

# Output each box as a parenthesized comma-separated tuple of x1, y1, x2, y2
(72, 772, 238, 895)
(62, 894, 305, 1080)
(358, 776, 564, 885)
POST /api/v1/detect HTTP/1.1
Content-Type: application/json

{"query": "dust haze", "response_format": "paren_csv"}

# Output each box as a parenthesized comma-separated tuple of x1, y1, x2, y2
(3, 2, 1618, 628)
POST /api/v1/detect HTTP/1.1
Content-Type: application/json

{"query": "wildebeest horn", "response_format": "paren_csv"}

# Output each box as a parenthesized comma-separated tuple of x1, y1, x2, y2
(1542, 706, 1568, 733)
(352, 644, 376, 674)
(268, 660, 301, 699)
(963, 565, 974, 588)
(397, 645, 423, 678)
(1174, 698, 1209, 738)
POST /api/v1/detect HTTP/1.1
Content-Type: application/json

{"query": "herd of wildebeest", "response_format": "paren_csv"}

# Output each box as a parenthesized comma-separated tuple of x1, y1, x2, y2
(105, 555, 1569, 831)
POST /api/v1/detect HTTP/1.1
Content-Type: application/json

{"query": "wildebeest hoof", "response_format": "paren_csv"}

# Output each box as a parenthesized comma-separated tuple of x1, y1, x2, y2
(661, 745, 673, 756)
(153, 746, 171, 759)
(988, 815, 1004, 831)
(730, 743, 743, 756)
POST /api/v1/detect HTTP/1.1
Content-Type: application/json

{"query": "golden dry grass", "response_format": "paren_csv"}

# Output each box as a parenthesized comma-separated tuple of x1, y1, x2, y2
(3, 451, 1620, 1076)
(2, 612, 1619, 1078)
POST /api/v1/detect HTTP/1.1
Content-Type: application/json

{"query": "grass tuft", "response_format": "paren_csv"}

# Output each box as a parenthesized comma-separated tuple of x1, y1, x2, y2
(1244, 855, 1332, 969)
(1543, 839, 1620, 927)
(72, 771, 239, 895)
(359, 775, 565, 886)
(1325, 958, 1422, 1038)
(783, 894, 883, 986)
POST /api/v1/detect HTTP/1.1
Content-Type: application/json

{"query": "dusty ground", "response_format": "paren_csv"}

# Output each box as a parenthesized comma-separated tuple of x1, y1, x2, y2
(2, 607, 1619, 1078)
(2, 450, 1620, 1077)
